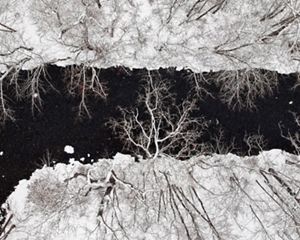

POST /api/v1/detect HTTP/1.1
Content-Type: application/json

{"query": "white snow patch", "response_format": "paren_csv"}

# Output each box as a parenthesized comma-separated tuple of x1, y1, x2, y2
(64, 145, 74, 154)
(69, 158, 75, 164)
(258, 149, 287, 169)
(6, 179, 29, 221)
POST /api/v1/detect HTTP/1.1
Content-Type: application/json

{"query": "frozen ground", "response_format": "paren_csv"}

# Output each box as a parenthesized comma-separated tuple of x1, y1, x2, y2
(1, 0, 300, 73)
(1, 1, 300, 239)
(1, 150, 300, 240)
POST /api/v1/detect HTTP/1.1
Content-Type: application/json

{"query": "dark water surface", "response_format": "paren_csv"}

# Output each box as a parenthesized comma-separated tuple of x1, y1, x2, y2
(0, 66, 299, 204)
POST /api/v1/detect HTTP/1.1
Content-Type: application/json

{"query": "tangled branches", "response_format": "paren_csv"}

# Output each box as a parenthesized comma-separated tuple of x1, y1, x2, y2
(216, 68, 278, 110)
(64, 65, 107, 118)
(110, 71, 208, 159)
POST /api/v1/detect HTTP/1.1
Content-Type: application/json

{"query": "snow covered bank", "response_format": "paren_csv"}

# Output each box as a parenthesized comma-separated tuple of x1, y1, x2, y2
(1, 0, 300, 73)
(1, 150, 300, 239)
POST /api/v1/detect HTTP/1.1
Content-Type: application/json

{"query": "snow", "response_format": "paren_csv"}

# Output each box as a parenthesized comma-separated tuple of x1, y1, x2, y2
(1, 1, 300, 238)
(1, 150, 300, 240)
(64, 145, 74, 154)
(69, 158, 75, 164)
(1, 0, 300, 73)
(5, 179, 29, 221)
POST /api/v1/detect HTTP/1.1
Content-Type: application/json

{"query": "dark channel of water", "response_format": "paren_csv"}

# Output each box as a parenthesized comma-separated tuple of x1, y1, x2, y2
(0, 65, 300, 204)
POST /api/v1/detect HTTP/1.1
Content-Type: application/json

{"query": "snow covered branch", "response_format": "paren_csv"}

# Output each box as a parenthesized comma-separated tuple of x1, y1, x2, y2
(110, 71, 208, 159)
(24, 0, 300, 72)
(64, 64, 107, 118)
(279, 111, 300, 154)
(185, 0, 227, 23)
(216, 69, 278, 110)
(0, 22, 16, 33)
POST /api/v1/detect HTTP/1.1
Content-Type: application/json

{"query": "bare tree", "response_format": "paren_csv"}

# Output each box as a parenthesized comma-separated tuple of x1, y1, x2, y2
(64, 64, 107, 119)
(184, 70, 214, 99)
(110, 71, 208, 159)
(216, 68, 278, 110)
(0, 1, 49, 123)
(0, 60, 62, 124)
(0, 67, 16, 124)
(243, 129, 267, 155)
(0, 57, 29, 124)
(209, 126, 237, 154)
(279, 111, 300, 154)
(20, 65, 50, 115)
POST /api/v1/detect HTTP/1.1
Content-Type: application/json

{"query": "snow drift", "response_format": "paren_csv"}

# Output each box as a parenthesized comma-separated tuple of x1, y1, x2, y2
(1, 150, 300, 240)
(1, 0, 300, 73)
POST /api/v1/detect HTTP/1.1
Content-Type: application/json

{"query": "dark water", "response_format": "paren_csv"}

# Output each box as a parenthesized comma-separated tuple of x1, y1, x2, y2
(0, 65, 299, 204)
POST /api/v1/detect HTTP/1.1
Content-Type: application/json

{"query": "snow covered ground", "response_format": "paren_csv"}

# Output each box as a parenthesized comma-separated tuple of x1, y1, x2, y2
(1, 1, 300, 239)
(1, 0, 300, 73)
(1, 150, 300, 240)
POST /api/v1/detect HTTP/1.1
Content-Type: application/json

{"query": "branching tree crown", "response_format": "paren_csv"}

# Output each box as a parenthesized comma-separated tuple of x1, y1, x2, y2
(110, 71, 208, 159)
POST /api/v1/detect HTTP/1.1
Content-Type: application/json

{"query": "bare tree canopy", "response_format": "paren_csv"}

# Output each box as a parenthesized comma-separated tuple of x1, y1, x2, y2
(109, 71, 208, 159)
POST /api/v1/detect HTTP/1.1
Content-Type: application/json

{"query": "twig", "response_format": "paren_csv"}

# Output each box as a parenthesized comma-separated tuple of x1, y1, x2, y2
(0, 23, 16, 33)
(249, 205, 272, 240)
